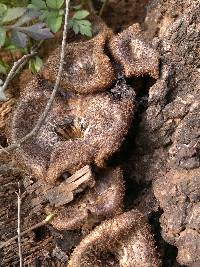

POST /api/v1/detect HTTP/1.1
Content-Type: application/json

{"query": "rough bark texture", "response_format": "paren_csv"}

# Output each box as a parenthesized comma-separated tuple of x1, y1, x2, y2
(0, 0, 199, 266)
(123, 0, 200, 266)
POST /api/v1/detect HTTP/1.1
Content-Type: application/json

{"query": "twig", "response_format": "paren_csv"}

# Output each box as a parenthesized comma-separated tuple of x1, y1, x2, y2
(0, 144, 9, 154)
(88, 0, 96, 13)
(0, 0, 70, 154)
(0, 41, 43, 101)
(99, 0, 109, 17)
(0, 214, 55, 250)
(16, 182, 23, 267)
(0, 51, 37, 101)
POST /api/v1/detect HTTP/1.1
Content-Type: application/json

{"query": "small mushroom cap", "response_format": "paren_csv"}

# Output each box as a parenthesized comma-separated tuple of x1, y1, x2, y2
(41, 16, 115, 94)
(46, 91, 134, 184)
(109, 23, 159, 79)
(46, 167, 124, 230)
(68, 209, 161, 267)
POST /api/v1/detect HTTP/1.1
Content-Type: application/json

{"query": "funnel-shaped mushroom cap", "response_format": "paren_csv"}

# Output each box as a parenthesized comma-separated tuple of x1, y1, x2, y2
(46, 91, 134, 184)
(68, 209, 161, 267)
(10, 79, 134, 182)
(10, 77, 72, 179)
(46, 167, 124, 230)
(42, 16, 115, 94)
(109, 24, 159, 79)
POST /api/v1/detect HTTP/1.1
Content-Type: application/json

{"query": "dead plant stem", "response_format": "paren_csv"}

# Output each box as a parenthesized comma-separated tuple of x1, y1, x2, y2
(16, 182, 23, 267)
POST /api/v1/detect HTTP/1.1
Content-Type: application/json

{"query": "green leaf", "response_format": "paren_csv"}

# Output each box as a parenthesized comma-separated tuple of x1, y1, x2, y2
(73, 4, 82, 10)
(0, 27, 6, 47)
(5, 44, 17, 51)
(27, 4, 38, 10)
(19, 23, 54, 40)
(72, 21, 80, 34)
(68, 19, 80, 34)
(11, 30, 28, 48)
(68, 19, 74, 29)
(31, 0, 46, 9)
(46, 13, 62, 33)
(39, 10, 49, 20)
(78, 19, 91, 27)
(59, 9, 64, 15)
(79, 23, 92, 37)
(0, 60, 8, 75)
(73, 10, 89, 20)
(46, 0, 64, 9)
(0, 4, 7, 18)
(13, 9, 41, 27)
(29, 56, 43, 74)
(2, 7, 26, 23)
(34, 56, 43, 72)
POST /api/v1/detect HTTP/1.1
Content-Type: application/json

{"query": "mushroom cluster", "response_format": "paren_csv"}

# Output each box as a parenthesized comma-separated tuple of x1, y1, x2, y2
(9, 15, 160, 266)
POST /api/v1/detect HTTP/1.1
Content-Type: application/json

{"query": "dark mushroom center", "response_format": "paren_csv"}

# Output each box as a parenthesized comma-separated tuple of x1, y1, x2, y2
(55, 117, 85, 141)
(98, 251, 119, 267)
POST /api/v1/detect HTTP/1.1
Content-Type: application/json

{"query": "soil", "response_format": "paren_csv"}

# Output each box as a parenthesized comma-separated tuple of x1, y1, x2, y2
(0, 0, 199, 266)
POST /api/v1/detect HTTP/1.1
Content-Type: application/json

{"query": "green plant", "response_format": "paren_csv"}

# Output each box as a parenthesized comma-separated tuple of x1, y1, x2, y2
(0, 60, 9, 75)
(28, 0, 65, 33)
(0, 0, 92, 75)
(29, 55, 43, 73)
(69, 6, 92, 37)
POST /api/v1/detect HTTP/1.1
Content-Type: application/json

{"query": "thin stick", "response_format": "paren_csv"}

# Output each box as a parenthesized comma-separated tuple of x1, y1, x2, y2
(0, 0, 70, 154)
(0, 214, 55, 250)
(0, 41, 43, 101)
(99, 0, 108, 17)
(16, 182, 23, 267)
(0, 144, 9, 154)
(0, 51, 37, 101)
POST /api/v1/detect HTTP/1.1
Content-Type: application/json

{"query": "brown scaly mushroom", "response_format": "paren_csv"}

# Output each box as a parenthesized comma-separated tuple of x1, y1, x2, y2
(10, 77, 73, 179)
(109, 23, 159, 79)
(68, 209, 161, 267)
(153, 169, 200, 266)
(46, 86, 134, 184)
(41, 16, 115, 94)
(10, 78, 134, 183)
(45, 167, 124, 231)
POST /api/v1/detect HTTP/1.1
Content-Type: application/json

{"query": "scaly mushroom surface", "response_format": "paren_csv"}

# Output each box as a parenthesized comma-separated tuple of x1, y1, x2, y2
(68, 209, 161, 267)
(46, 167, 124, 230)
(109, 23, 159, 79)
(42, 16, 115, 94)
(10, 77, 134, 183)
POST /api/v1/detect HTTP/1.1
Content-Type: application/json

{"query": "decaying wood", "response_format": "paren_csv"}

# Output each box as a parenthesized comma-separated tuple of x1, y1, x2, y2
(45, 165, 95, 207)
(0, 166, 63, 266)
